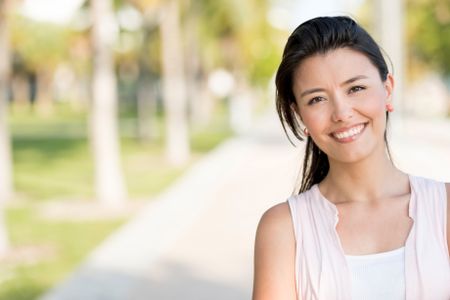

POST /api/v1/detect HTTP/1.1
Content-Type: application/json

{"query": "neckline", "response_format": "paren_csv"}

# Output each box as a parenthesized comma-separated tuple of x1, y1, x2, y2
(312, 173, 416, 257)
(345, 246, 405, 260)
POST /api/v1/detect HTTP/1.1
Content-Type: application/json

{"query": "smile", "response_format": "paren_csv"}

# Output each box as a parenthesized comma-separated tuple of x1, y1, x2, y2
(330, 123, 367, 143)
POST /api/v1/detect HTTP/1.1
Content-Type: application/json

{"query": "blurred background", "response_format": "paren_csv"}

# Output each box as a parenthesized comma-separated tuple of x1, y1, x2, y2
(0, 0, 448, 299)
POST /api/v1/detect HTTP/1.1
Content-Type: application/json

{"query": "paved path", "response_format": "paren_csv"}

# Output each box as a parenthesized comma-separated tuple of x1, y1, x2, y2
(41, 111, 450, 300)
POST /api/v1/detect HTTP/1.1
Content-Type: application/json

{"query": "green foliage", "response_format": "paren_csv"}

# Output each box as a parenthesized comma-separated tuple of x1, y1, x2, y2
(192, 0, 283, 85)
(407, 0, 450, 75)
(10, 15, 71, 72)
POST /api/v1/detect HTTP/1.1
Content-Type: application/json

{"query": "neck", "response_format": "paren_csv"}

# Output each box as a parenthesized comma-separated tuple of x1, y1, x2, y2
(319, 151, 409, 204)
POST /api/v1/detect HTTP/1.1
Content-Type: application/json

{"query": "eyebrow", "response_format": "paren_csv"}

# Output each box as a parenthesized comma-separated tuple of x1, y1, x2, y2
(299, 75, 369, 98)
(341, 75, 368, 86)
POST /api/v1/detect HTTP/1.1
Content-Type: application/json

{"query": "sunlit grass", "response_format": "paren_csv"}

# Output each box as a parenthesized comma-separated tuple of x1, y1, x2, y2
(13, 137, 93, 201)
(11, 109, 232, 201)
(1, 207, 125, 300)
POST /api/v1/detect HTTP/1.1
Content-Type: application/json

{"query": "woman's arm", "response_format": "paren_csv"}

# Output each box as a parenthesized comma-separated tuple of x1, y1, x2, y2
(446, 183, 450, 257)
(252, 202, 297, 300)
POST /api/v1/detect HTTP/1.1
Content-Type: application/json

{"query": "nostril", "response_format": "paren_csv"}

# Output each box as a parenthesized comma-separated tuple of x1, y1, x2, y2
(331, 110, 354, 123)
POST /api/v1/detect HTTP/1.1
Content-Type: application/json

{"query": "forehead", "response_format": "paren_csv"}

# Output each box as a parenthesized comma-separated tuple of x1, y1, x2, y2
(293, 48, 379, 89)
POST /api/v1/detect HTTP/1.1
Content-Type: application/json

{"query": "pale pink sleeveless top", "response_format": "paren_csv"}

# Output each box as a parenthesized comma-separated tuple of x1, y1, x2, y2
(287, 174, 450, 300)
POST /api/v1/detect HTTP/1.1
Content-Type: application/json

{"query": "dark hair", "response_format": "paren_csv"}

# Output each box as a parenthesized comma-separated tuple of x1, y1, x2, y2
(275, 16, 393, 194)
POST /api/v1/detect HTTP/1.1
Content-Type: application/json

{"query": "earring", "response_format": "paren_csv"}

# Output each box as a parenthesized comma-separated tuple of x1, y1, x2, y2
(303, 127, 309, 136)
(386, 103, 394, 112)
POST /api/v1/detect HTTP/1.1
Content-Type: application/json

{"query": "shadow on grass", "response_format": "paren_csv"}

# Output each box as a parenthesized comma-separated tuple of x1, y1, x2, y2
(12, 137, 88, 164)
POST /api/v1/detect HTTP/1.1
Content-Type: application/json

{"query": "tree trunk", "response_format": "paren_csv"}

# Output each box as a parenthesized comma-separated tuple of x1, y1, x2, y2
(184, 6, 201, 125)
(0, 0, 13, 255)
(136, 24, 158, 143)
(90, 0, 127, 206)
(136, 76, 158, 143)
(376, 0, 404, 116)
(34, 69, 54, 116)
(11, 74, 30, 110)
(374, 0, 405, 133)
(160, 0, 190, 165)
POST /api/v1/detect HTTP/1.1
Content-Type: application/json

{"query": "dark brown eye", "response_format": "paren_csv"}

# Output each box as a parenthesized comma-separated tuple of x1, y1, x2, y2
(308, 96, 325, 105)
(349, 86, 365, 94)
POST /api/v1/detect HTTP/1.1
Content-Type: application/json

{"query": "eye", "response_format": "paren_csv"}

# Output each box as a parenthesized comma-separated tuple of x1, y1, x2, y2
(308, 96, 326, 105)
(349, 86, 366, 94)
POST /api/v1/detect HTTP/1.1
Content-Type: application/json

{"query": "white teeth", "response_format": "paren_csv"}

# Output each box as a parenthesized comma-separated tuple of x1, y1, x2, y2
(333, 124, 365, 140)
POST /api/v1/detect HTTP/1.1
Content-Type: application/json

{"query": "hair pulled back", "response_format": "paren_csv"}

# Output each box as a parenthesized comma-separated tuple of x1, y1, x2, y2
(275, 16, 392, 193)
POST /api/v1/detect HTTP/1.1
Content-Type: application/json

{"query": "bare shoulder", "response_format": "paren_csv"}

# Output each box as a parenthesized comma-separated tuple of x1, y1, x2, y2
(255, 202, 295, 255)
(446, 183, 450, 256)
(257, 202, 293, 237)
(252, 202, 297, 300)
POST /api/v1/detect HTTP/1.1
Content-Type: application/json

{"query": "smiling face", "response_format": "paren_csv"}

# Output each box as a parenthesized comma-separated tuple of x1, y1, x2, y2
(292, 47, 394, 164)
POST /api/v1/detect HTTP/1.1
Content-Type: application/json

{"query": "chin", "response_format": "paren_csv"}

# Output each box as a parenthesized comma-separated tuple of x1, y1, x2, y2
(344, 145, 387, 165)
(326, 146, 376, 164)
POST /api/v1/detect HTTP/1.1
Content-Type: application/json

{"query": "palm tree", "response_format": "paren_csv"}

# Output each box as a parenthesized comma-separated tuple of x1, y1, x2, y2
(130, 0, 190, 165)
(375, 0, 404, 115)
(90, 0, 127, 206)
(160, 0, 189, 165)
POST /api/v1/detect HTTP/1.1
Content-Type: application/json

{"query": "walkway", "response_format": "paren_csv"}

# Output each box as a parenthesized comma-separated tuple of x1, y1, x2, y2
(41, 111, 450, 300)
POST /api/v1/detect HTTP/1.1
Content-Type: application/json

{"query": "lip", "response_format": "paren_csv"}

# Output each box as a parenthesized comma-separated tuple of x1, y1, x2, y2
(331, 122, 367, 134)
(330, 122, 368, 143)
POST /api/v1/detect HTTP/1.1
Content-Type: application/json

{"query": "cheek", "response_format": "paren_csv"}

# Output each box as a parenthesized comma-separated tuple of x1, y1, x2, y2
(364, 89, 387, 116)
(361, 90, 388, 135)
(363, 99, 384, 116)
(300, 109, 328, 133)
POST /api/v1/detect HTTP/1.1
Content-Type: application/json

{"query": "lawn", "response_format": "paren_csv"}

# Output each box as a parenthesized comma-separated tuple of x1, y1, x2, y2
(1, 107, 233, 300)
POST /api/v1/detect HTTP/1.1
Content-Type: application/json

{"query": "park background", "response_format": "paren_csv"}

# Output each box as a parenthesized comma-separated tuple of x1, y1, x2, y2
(0, 0, 449, 299)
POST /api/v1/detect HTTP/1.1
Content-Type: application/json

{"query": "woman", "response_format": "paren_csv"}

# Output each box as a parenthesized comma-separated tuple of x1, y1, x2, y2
(252, 16, 450, 300)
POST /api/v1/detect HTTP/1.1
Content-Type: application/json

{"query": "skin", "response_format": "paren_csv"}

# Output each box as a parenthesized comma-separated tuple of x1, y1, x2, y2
(252, 47, 450, 300)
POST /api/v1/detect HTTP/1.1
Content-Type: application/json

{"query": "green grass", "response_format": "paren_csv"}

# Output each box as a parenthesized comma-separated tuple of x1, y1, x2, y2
(11, 111, 232, 201)
(1, 207, 125, 300)
(2, 107, 233, 300)
(13, 137, 93, 201)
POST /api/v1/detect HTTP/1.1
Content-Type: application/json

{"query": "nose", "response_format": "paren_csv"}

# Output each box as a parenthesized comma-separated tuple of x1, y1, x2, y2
(331, 95, 353, 122)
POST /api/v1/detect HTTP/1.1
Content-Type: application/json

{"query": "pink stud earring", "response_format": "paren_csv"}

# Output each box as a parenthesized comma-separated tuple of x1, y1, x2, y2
(303, 127, 309, 136)
(386, 103, 394, 112)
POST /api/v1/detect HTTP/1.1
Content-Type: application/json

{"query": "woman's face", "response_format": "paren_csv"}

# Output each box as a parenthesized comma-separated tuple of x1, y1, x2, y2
(292, 47, 394, 164)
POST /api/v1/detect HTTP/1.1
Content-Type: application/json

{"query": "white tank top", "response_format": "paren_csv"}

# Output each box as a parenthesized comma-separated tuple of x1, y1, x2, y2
(345, 246, 405, 300)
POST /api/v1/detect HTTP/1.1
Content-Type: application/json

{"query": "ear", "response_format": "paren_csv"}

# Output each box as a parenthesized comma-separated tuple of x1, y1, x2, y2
(384, 73, 394, 101)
